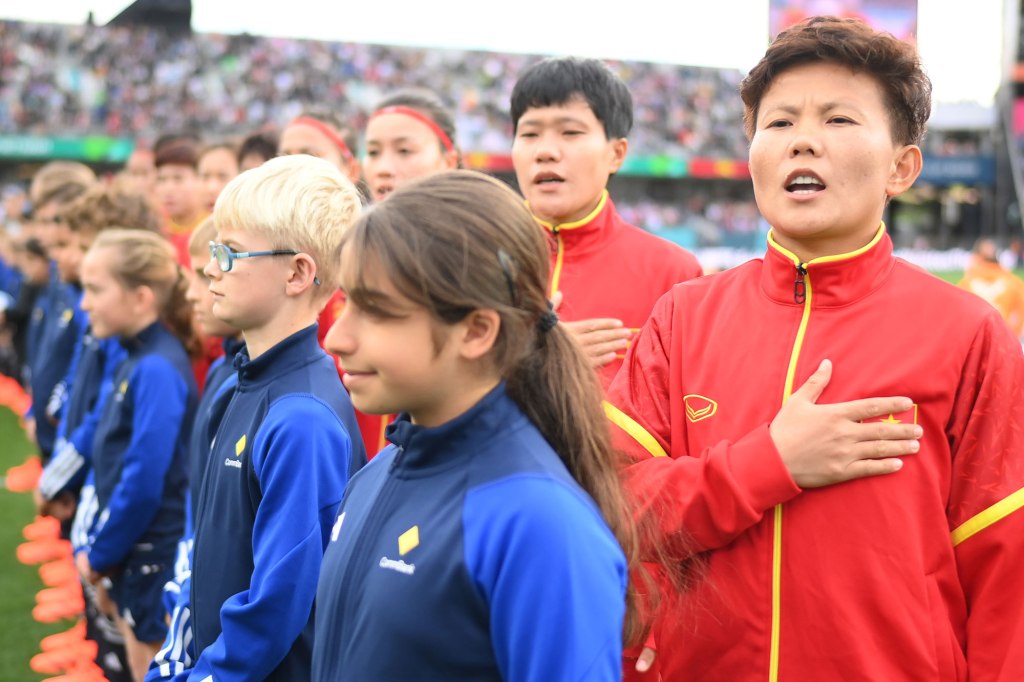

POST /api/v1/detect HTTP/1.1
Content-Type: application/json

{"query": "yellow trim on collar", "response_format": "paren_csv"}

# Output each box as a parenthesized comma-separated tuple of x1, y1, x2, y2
(767, 223, 886, 266)
(602, 401, 668, 458)
(951, 486, 1024, 546)
(530, 190, 609, 232)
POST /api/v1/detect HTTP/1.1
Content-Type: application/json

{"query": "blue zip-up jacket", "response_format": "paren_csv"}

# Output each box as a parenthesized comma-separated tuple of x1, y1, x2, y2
(87, 321, 197, 573)
(39, 329, 126, 500)
(28, 273, 84, 458)
(161, 337, 244, 625)
(182, 324, 363, 682)
(311, 383, 628, 682)
(187, 335, 245, 527)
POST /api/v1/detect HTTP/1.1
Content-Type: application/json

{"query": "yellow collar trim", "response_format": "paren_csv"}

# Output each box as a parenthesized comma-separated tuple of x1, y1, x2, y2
(767, 223, 886, 266)
(530, 190, 609, 232)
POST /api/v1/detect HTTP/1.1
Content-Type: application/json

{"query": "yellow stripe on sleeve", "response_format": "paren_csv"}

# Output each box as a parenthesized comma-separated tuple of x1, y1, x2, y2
(951, 486, 1024, 546)
(602, 401, 668, 458)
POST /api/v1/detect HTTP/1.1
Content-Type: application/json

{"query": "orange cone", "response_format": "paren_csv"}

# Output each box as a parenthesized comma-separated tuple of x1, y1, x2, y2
(32, 595, 85, 624)
(6, 455, 42, 492)
(24, 515, 61, 541)
(36, 584, 84, 605)
(40, 558, 80, 588)
(29, 639, 99, 675)
(40, 620, 87, 652)
(41, 659, 108, 682)
(0, 374, 31, 414)
(17, 538, 72, 565)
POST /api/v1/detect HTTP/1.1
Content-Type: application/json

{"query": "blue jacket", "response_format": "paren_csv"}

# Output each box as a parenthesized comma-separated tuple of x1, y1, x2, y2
(28, 275, 85, 457)
(187, 335, 245, 527)
(312, 383, 628, 682)
(39, 329, 126, 500)
(182, 324, 363, 682)
(87, 321, 197, 573)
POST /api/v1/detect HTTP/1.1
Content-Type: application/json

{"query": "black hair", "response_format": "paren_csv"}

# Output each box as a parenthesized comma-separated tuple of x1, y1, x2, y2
(510, 56, 633, 140)
(237, 130, 280, 167)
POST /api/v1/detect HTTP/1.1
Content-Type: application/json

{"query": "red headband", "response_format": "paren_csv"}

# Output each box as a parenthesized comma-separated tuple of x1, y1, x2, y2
(289, 117, 354, 162)
(370, 106, 455, 153)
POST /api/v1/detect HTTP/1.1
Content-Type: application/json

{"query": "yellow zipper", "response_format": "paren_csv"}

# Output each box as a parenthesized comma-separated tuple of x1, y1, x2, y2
(550, 231, 565, 298)
(771, 262, 812, 681)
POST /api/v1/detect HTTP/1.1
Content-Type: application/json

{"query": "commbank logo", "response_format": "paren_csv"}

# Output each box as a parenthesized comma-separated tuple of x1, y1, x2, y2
(398, 525, 419, 556)
(684, 394, 718, 423)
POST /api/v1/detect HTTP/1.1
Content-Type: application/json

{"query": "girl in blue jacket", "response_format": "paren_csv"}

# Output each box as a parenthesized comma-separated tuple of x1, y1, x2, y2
(76, 229, 198, 682)
(316, 170, 641, 681)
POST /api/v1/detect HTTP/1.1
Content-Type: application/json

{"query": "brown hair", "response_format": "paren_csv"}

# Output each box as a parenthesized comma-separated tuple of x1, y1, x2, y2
(341, 169, 657, 643)
(30, 161, 97, 208)
(155, 139, 199, 169)
(740, 16, 932, 145)
(90, 229, 201, 358)
(187, 215, 217, 256)
(62, 186, 161, 236)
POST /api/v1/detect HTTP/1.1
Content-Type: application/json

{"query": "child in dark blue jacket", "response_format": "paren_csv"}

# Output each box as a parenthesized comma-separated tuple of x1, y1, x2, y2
(147, 154, 365, 682)
(76, 229, 199, 681)
(315, 170, 636, 681)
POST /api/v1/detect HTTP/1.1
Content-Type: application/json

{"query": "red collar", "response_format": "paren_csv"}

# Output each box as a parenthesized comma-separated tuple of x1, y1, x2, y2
(761, 226, 896, 307)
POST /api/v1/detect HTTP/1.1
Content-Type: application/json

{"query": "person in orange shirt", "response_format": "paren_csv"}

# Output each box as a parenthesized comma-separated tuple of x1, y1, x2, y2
(959, 238, 1024, 338)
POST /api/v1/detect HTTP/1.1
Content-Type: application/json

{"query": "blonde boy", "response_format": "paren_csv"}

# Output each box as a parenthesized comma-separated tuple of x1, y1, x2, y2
(148, 155, 366, 682)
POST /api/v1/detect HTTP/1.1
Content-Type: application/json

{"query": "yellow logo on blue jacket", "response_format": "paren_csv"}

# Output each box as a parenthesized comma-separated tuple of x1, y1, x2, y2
(235, 434, 246, 456)
(398, 526, 419, 556)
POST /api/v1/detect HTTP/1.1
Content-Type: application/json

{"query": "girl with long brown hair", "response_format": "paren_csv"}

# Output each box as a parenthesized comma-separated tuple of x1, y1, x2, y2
(314, 169, 640, 681)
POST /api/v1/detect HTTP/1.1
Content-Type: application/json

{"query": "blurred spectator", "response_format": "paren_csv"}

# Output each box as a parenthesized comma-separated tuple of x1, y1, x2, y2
(237, 129, 279, 171)
(0, 19, 749, 158)
(959, 237, 1024, 338)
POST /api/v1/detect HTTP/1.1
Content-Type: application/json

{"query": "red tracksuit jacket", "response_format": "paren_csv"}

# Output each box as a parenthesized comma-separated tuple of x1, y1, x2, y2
(535, 190, 702, 386)
(607, 228, 1024, 681)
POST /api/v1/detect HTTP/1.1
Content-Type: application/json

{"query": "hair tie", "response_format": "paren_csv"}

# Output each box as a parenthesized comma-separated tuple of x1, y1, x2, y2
(538, 300, 559, 333)
(370, 106, 455, 153)
(289, 117, 354, 162)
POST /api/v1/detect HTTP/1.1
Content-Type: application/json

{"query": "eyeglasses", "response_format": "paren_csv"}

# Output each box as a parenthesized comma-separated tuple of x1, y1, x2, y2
(208, 241, 321, 285)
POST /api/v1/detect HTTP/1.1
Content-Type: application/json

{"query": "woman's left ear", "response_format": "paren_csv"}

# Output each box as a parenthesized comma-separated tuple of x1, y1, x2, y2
(459, 309, 501, 360)
(886, 144, 923, 197)
(285, 253, 321, 295)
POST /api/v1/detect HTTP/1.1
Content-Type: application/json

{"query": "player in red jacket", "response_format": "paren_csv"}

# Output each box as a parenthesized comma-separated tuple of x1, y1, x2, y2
(607, 17, 1024, 681)
(510, 57, 702, 388)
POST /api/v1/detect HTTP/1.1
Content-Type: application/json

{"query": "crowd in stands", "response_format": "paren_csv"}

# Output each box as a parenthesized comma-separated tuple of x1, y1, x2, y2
(0, 19, 750, 158)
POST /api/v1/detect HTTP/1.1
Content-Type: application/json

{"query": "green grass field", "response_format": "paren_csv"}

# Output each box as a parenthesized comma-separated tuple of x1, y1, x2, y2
(0, 407, 62, 682)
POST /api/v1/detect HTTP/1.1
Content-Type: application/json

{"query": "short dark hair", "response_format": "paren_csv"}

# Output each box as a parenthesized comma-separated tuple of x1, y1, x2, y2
(154, 139, 199, 169)
(237, 130, 279, 167)
(740, 16, 932, 146)
(510, 57, 633, 139)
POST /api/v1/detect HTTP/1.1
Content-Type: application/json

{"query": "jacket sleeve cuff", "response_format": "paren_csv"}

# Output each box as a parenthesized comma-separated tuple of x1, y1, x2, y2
(728, 424, 802, 510)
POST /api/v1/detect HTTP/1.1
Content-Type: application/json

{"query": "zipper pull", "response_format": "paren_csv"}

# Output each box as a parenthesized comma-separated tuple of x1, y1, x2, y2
(794, 263, 807, 304)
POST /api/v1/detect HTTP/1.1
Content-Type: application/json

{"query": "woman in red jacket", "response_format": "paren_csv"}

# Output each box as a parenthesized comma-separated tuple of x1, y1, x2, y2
(608, 16, 1024, 682)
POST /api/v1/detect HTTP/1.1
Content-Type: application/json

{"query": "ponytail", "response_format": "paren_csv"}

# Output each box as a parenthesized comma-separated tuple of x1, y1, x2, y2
(340, 171, 697, 646)
(89, 229, 200, 357)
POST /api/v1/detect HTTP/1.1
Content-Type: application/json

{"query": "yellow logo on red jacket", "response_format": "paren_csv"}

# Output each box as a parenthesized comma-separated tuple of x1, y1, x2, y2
(861, 405, 918, 425)
(684, 395, 718, 423)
